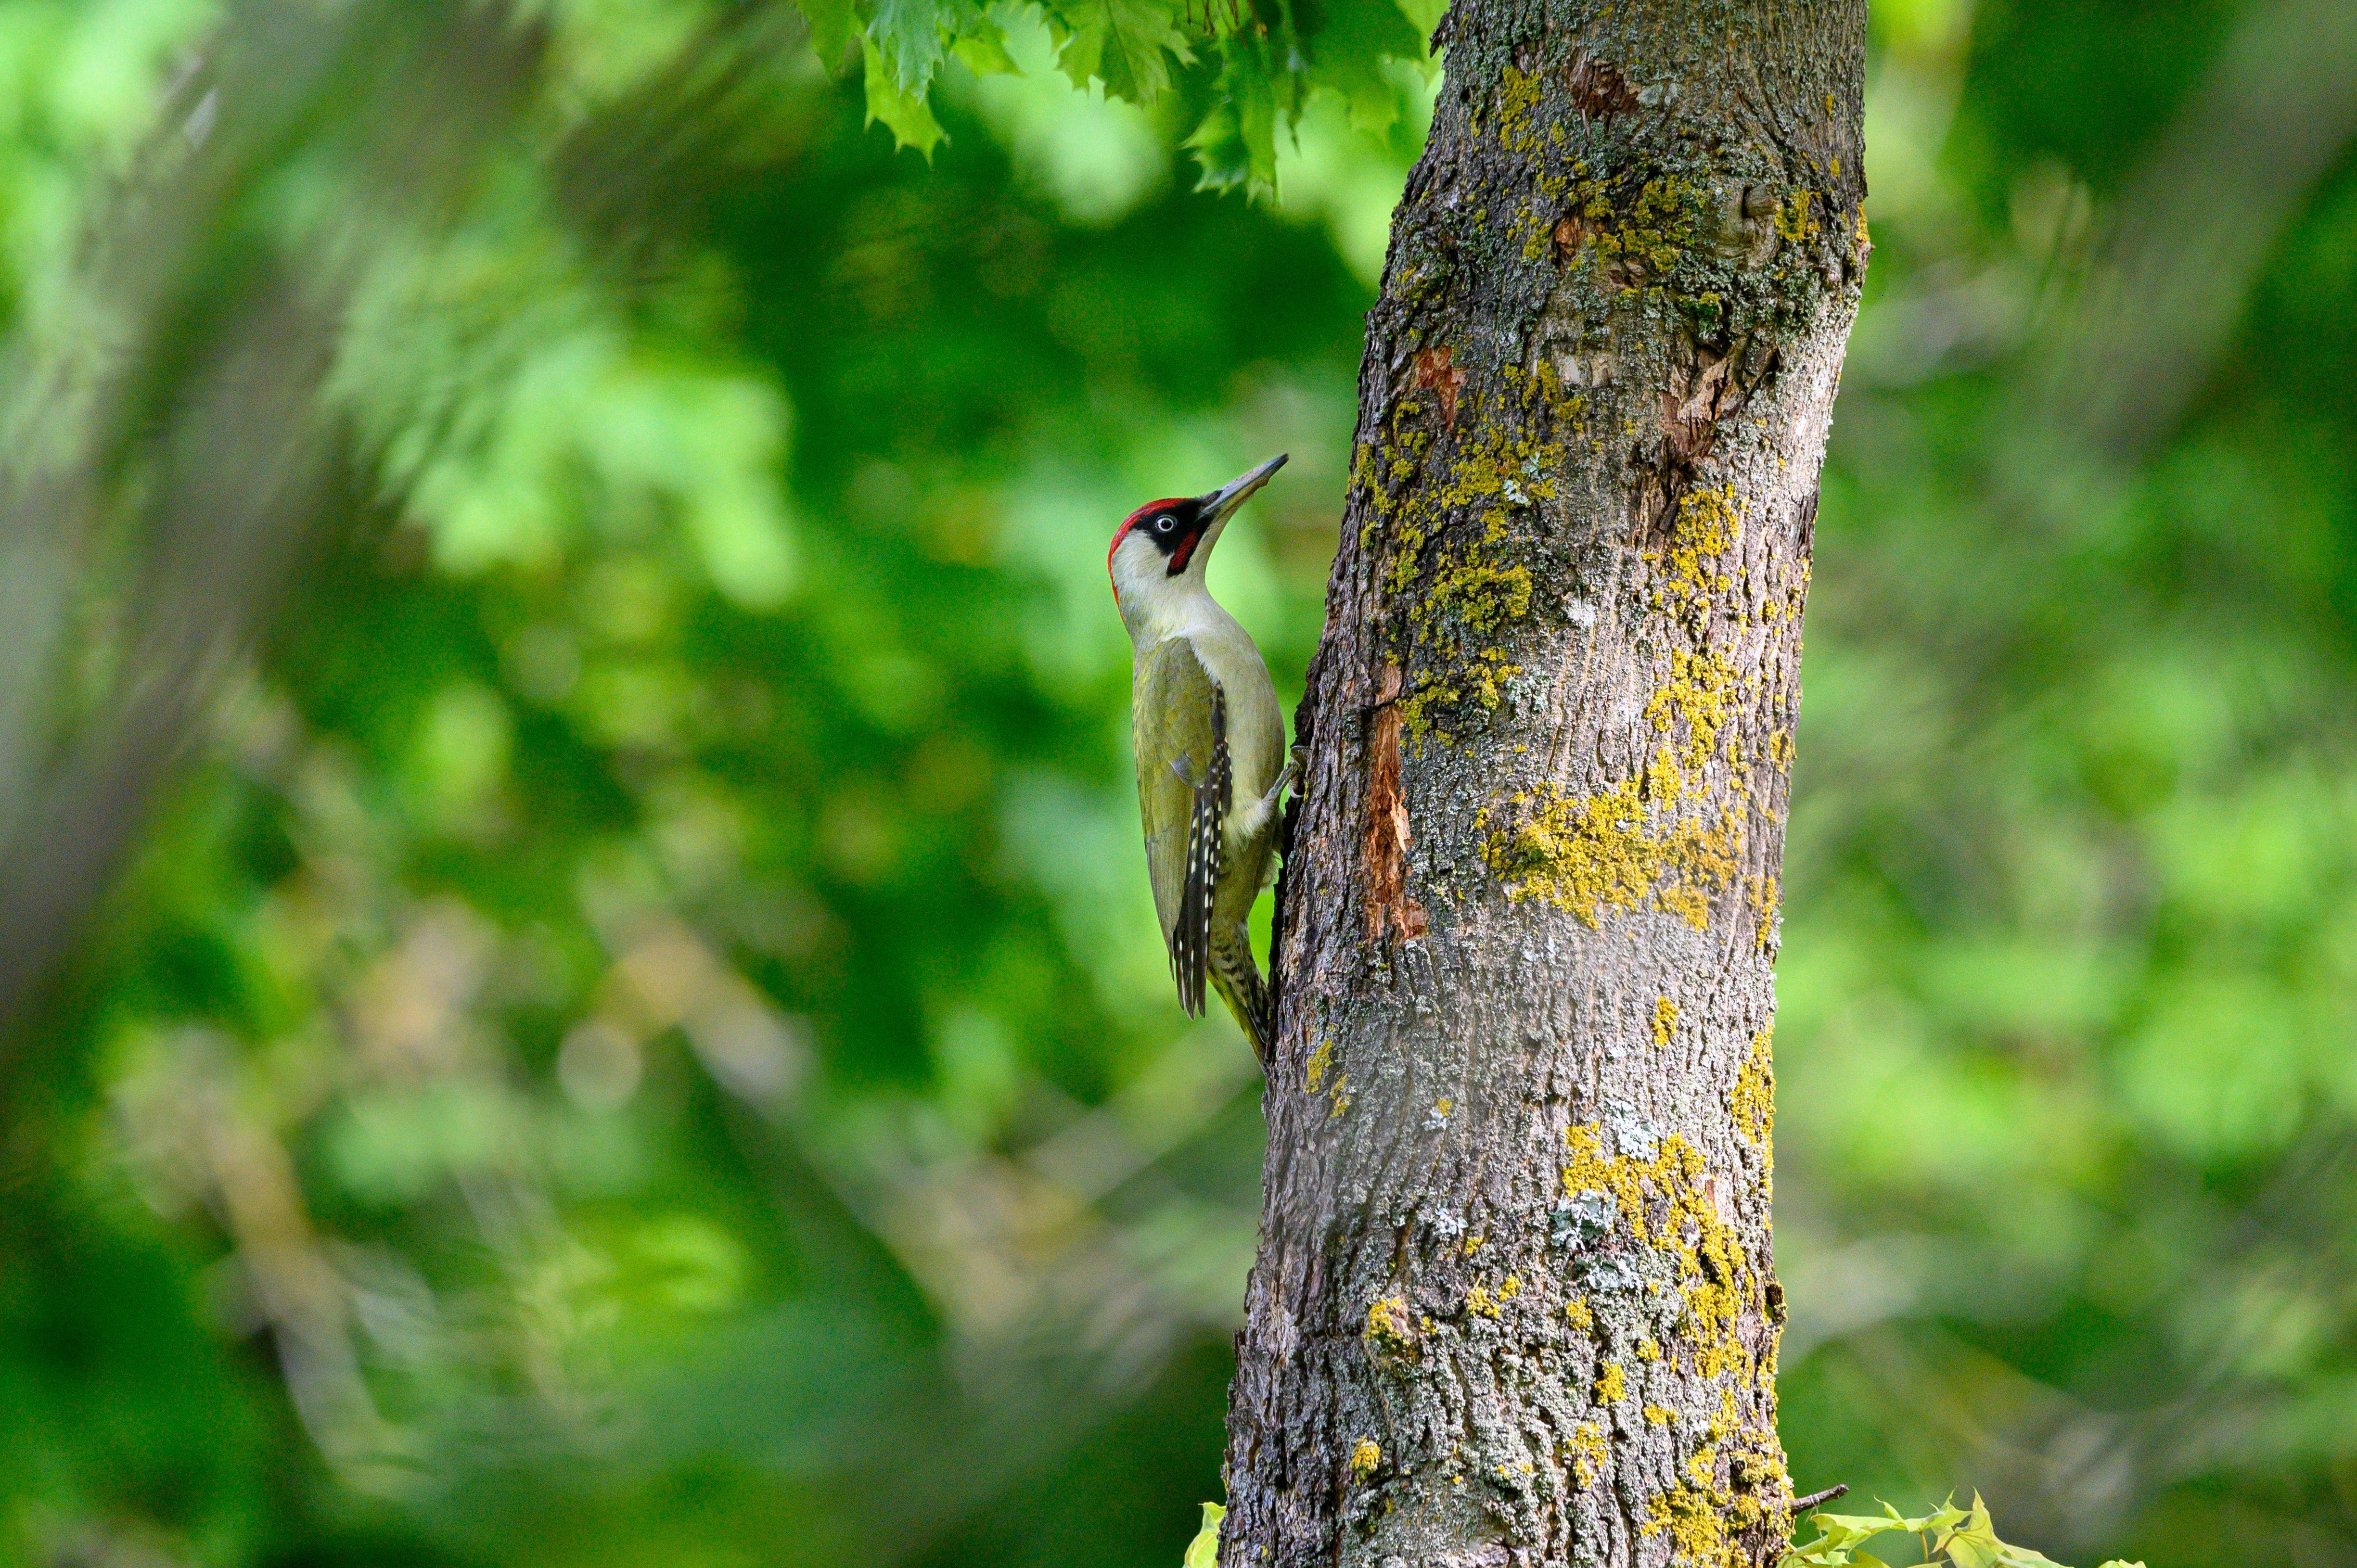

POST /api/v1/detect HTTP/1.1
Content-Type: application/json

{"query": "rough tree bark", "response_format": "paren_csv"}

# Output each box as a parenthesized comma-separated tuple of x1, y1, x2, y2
(1227, 4, 1866, 1566)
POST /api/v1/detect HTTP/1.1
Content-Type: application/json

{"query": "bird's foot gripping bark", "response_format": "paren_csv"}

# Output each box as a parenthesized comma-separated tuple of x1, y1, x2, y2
(1235, 745, 1306, 862)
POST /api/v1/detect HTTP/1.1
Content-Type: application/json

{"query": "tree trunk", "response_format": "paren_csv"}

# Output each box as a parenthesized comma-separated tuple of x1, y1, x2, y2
(1226, 4, 1866, 1565)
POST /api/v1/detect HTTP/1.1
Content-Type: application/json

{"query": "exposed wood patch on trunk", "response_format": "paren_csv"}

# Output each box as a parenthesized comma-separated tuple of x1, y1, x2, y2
(1661, 352, 1732, 465)
(1567, 49, 1640, 119)
(1639, 344, 1782, 546)
(1413, 346, 1466, 427)
(1363, 663, 1426, 943)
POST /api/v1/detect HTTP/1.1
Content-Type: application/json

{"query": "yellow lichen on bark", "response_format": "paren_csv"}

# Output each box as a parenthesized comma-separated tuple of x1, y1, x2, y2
(1557, 166, 1711, 289)
(1745, 873, 1780, 950)
(1565, 1421, 1607, 1486)
(1482, 769, 1744, 931)
(1479, 493, 1752, 926)
(1492, 64, 1547, 155)
(1660, 484, 1742, 606)
(1384, 413, 1563, 744)
(1731, 1028, 1774, 1150)
(1647, 649, 1738, 771)
(1644, 1484, 1744, 1568)
(1559, 1123, 1768, 1388)
(1364, 1294, 1414, 1364)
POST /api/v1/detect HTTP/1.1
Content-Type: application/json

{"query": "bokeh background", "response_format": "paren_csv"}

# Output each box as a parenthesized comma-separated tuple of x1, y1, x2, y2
(1, 0, 2354, 1564)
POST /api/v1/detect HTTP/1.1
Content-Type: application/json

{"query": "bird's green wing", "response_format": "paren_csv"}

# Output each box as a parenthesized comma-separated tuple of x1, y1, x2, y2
(1133, 638, 1229, 1018)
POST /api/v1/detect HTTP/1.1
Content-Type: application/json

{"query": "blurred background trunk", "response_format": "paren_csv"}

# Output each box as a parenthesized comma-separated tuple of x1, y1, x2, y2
(1227, 3, 1866, 1563)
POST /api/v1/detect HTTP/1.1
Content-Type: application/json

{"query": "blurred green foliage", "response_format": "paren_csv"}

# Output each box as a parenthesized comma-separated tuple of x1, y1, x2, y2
(1785, 1494, 2142, 1568)
(1, 0, 2355, 1567)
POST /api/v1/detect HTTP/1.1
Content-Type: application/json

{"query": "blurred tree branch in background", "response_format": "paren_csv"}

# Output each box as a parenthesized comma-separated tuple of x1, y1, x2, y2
(2039, 0, 2357, 454)
(0, 0, 365, 1047)
(0, 0, 808, 1055)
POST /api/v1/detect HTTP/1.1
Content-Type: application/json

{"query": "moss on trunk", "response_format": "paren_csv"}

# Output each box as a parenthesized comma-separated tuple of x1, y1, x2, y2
(1223, 3, 1866, 1564)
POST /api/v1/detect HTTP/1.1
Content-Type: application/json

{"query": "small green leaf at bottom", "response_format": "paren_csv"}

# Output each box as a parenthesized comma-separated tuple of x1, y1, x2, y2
(1183, 1501, 1224, 1568)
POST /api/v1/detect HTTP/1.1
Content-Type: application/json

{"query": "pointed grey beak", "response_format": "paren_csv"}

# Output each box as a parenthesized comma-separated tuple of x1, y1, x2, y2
(1188, 454, 1286, 572)
(1200, 453, 1288, 525)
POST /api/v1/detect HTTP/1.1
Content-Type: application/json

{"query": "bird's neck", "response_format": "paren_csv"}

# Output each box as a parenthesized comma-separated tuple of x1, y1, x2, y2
(1115, 564, 1221, 650)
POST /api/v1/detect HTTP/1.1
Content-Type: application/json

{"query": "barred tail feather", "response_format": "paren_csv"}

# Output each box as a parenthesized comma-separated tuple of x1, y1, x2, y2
(1207, 929, 1272, 1064)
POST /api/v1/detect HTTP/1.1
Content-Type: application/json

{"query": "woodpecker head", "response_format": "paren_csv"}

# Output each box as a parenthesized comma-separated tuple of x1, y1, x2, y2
(1108, 454, 1287, 624)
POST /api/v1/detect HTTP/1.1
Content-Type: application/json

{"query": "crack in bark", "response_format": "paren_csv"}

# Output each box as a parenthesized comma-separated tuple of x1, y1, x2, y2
(1363, 662, 1430, 944)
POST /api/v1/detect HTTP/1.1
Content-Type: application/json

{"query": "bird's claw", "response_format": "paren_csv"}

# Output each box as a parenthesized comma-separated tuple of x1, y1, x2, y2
(1255, 744, 1306, 818)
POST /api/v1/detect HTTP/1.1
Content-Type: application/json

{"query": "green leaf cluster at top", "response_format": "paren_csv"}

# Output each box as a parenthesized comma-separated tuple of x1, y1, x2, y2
(1784, 1495, 2147, 1568)
(801, 0, 1438, 192)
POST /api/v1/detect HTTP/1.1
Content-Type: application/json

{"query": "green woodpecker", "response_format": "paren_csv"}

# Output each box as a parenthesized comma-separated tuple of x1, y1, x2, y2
(1110, 454, 1297, 1061)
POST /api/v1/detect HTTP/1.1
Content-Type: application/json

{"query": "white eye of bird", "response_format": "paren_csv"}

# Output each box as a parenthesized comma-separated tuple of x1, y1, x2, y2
(1155, 514, 1176, 533)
